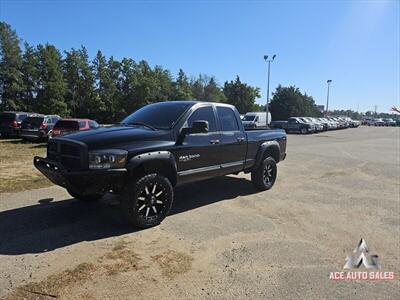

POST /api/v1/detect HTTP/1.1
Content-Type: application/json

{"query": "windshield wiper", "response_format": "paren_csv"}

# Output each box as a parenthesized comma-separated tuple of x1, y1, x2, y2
(123, 122, 156, 130)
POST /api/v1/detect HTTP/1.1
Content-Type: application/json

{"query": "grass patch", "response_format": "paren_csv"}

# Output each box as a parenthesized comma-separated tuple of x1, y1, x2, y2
(4, 262, 96, 300)
(0, 138, 53, 193)
(102, 239, 142, 275)
(152, 250, 193, 279)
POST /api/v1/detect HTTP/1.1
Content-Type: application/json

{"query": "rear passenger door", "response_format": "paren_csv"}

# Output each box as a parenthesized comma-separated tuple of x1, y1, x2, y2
(216, 106, 246, 173)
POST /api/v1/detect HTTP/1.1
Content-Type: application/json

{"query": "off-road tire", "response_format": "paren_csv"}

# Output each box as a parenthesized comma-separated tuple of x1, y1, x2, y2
(121, 173, 173, 228)
(251, 157, 277, 191)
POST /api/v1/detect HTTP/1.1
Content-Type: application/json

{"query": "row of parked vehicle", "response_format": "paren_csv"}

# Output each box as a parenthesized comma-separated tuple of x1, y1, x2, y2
(362, 117, 400, 127)
(270, 116, 360, 134)
(0, 111, 100, 141)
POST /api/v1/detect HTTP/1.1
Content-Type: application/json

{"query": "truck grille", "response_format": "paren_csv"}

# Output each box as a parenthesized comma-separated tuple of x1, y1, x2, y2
(47, 139, 87, 171)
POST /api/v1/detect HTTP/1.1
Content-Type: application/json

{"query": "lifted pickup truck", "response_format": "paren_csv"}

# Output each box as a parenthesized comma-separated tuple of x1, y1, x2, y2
(34, 101, 287, 228)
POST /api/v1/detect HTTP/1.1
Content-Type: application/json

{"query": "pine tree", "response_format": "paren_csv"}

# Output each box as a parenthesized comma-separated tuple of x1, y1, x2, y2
(93, 51, 120, 122)
(36, 44, 68, 116)
(204, 77, 226, 103)
(223, 76, 260, 114)
(21, 42, 39, 111)
(190, 74, 206, 100)
(174, 69, 192, 100)
(0, 22, 24, 110)
(151, 65, 174, 101)
(64, 46, 97, 117)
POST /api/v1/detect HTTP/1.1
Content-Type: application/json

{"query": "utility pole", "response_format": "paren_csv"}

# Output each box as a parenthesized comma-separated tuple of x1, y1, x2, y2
(263, 54, 276, 127)
(325, 80, 332, 116)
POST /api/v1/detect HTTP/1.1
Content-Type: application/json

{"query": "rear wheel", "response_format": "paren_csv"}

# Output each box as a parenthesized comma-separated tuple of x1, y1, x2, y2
(251, 157, 277, 191)
(121, 173, 173, 228)
(67, 188, 103, 202)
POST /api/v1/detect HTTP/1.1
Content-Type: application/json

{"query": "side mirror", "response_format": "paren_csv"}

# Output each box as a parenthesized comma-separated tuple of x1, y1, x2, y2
(176, 120, 209, 145)
(189, 120, 209, 134)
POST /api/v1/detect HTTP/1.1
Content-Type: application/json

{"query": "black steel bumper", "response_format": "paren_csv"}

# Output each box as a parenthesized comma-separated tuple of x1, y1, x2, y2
(34, 156, 127, 194)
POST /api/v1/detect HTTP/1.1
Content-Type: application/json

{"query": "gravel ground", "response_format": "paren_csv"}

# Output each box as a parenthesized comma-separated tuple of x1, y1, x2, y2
(0, 126, 399, 299)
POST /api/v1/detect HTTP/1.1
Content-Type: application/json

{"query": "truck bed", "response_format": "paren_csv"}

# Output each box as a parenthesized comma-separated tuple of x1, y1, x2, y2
(245, 128, 287, 164)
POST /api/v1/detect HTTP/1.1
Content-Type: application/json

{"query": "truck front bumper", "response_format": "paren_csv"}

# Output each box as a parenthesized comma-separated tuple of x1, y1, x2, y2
(34, 156, 127, 194)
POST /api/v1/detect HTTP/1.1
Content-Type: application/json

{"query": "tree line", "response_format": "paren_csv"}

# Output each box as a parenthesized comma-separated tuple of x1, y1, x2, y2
(0, 22, 262, 123)
(1, 21, 333, 123)
(269, 85, 323, 120)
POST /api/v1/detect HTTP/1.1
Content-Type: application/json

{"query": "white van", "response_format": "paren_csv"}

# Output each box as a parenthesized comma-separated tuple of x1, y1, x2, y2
(242, 112, 271, 128)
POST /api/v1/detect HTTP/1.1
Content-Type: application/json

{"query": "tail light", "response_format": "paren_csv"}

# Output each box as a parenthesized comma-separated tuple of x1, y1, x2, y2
(52, 129, 60, 136)
(12, 121, 18, 128)
(40, 123, 48, 130)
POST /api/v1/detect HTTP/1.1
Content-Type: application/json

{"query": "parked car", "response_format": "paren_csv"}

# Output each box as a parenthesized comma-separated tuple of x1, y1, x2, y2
(0, 111, 31, 137)
(317, 117, 337, 130)
(372, 118, 385, 126)
(242, 112, 270, 128)
(342, 117, 360, 128)
(300, 117, 324, 132)
(51, 118, 100, 138)
(20, 115, 61, 141)
(362, 117, 373, 125)
(270, 117, 315, 134)
(328, 117, 348, 129)
(34, 101, 287, 228)
(383, 118, 396, 126)
(308, 117, 328, 131)
(366, 118, 376, 126)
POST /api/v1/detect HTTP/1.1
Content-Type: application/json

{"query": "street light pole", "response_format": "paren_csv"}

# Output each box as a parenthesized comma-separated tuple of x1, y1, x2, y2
(325, 80, 332, 116)
(264, 54, 276, 127)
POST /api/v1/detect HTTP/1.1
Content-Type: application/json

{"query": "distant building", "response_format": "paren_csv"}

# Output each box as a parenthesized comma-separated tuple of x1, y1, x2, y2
(317, 105, 325, 113)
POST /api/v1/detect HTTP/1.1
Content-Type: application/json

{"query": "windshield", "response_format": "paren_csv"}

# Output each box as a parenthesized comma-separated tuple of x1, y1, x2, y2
(242, 115, 256, 121)
(21, 117, 44, 129)
(22, 117, 44, 126)
(300, 118, 311, 123)
(121, 102, 193, 129)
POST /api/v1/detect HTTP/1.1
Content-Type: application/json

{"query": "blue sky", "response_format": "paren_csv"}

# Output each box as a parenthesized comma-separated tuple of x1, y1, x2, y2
(1, 0, 399, 113)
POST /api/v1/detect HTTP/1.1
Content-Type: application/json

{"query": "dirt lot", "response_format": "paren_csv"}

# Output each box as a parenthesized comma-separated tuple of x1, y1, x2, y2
(0, 127, 399, 299)
(0, 139, 50, 193)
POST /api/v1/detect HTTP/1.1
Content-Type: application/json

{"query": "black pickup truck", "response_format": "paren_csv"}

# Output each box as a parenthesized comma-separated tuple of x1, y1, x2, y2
(34, 101, 287, 228)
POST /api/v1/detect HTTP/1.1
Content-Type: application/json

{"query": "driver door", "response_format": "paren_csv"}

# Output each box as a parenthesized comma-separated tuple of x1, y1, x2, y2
(174, 105, 221, 183)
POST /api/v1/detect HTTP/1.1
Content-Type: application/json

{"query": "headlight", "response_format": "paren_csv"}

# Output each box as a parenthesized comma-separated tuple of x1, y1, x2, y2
(89, 149, 128, 169)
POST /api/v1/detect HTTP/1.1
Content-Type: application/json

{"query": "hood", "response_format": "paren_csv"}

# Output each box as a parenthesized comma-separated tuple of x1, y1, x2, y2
(59, 126, 171, 150)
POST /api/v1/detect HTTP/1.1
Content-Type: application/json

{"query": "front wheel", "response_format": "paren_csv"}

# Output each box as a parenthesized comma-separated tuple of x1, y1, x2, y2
(251, 157, 277, 191)
(121, 173, 173, 228)
(300, 127, 307, 134)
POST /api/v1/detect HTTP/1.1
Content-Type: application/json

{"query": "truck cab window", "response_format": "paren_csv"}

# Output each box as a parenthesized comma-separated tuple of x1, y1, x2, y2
(217, 107, 239, 131)
(187, 106, 217, 132)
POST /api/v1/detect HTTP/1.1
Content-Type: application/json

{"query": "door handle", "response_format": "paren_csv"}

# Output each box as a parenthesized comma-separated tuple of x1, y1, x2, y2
(210, 139, 220, 144)
(236, 137, 245, 142)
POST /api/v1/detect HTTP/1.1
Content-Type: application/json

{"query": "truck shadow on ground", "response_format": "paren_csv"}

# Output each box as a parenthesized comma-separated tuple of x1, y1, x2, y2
(0, 175, 258, 255)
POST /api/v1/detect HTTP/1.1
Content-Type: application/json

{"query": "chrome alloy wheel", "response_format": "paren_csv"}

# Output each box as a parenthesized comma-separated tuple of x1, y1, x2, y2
(137, 183, 167, 220)
(263, 163, 274, 185)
